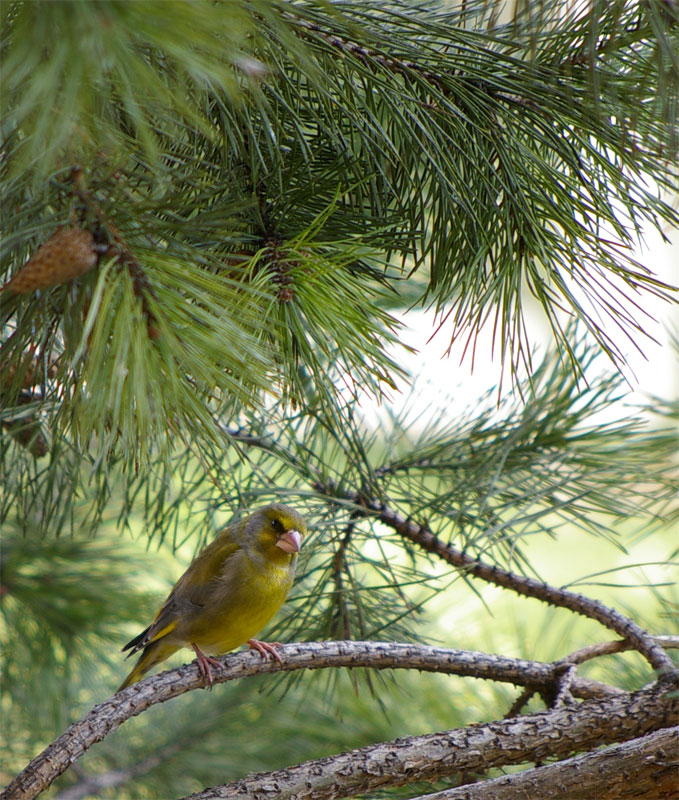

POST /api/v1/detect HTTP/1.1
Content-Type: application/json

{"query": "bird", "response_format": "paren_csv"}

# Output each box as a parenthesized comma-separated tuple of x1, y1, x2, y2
(117, 503, 306, 691)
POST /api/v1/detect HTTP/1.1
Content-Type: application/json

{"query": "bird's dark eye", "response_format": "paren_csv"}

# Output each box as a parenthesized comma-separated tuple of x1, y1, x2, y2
(271, 517, 284, 533)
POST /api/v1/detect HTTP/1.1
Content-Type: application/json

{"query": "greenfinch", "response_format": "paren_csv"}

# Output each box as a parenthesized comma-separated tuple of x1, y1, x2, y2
(118, 504, 306, 691)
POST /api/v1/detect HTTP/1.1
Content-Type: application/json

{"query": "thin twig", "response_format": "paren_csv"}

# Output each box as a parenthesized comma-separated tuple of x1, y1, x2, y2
(504, 686, 538, 718)
(558, 634, 679, 666)
(53, 743, 178, 800)
(552, 664, 577, 708)
(352, 495, 677, 678)
(331, 520, 356, 640)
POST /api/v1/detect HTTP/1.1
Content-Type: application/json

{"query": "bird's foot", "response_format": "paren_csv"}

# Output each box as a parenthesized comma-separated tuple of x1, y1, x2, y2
(247, 638, 283, 665)
(191, 642, 222, 687)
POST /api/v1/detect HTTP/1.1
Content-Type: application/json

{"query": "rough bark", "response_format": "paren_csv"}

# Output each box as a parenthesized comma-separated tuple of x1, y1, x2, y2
(3, 640, 623, 800)
(412, 727, 679, 800)
(4, 641, 677, 800)
(365, 498, 677, 677)
(181, 682, 677, 800)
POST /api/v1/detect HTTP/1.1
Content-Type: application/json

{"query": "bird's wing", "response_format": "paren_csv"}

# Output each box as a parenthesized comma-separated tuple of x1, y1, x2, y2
(123, 535, 242, 655)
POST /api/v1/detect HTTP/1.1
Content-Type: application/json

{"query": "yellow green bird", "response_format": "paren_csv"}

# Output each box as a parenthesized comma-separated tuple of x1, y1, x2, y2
(117, 503, 306, 691)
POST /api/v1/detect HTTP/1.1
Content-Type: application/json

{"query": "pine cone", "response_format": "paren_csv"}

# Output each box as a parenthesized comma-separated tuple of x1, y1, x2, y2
(3, 227, 98, 293)
(3, 416, 49, 457)
(0, 355, 59, 392)
(0, 358, 37, 391)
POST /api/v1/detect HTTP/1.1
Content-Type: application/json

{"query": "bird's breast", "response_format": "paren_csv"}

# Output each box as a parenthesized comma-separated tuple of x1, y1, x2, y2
(185, 559, 294, 655)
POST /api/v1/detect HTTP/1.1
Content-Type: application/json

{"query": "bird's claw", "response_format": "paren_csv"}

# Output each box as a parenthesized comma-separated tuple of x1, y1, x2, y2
(247, 638, 283, 664)
(191, 642, 222, 688)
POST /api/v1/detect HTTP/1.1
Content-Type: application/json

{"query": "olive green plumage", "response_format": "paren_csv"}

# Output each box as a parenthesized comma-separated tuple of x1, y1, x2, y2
(118, 504, 306, 691)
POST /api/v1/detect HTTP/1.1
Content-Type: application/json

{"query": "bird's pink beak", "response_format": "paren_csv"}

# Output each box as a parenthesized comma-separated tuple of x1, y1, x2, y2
(276, 529, 303, 553)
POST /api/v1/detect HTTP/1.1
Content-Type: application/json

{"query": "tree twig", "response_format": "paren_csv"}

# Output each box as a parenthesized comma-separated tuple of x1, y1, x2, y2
(355, 496, 677, 678)
(503, 686, 538, 718)
(557, 634, 679, 666)
(551, 664, 577, 708)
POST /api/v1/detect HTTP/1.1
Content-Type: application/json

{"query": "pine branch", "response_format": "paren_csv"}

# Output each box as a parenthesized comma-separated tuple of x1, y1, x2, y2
(266, 0, 679, 377)
(212, 381, 677, 675)
(351, 496, 677, 677)
(409, 726, 679, 800)
(181, 683, 677, 800)
(4, 1, 678, 449)
(3, 638, 652, 800)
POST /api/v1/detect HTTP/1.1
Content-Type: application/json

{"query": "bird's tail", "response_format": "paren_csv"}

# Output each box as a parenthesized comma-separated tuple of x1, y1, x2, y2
(117, 640, 179, 692)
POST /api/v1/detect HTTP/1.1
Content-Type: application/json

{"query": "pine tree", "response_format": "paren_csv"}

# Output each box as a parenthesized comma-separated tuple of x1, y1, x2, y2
(1, 2, 677, 799)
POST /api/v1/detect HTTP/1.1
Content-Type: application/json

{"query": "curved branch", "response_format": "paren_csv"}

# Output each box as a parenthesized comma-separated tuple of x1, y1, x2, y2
(0, 640, 626, 800)
(182, 683, 678, 800)
(357, 496, 676, 677)
(410, 726, 679, 800)
(222, 432, 676, 679)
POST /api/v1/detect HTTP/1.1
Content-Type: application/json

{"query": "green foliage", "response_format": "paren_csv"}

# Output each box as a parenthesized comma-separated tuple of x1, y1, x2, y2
(0, 524, 159, 781)
(2, 0, 678, 484)
(1, 342, 676, 793)
(1, 2, 678, 796)
(1, 0, 254, 177)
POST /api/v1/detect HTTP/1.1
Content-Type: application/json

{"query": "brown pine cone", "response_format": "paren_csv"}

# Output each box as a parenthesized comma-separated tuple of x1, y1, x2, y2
(0, 355, 59, 392)
(3, 226, 98, 293)
(0, 358, 37, 391)
(3, 416, 49, 457)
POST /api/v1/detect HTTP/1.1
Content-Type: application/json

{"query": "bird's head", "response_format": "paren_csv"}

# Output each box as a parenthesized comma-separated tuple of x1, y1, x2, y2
(249, 503, 306, 561)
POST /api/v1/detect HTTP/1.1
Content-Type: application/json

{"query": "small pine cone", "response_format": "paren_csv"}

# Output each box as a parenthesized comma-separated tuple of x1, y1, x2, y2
(0, 356, 59, 392)
(3, 227, 98, 293)
(0, 357, 37, 391)
(4, 416, 49, 457)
